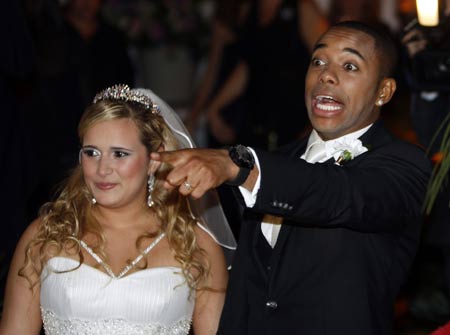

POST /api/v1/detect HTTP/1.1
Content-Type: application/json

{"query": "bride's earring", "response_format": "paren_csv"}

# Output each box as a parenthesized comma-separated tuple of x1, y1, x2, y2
(91, 197, 97, 205)
(147, 174, 155, 207)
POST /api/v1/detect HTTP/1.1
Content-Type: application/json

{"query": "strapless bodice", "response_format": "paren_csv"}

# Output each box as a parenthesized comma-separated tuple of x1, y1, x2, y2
(40, 257, 194, 335)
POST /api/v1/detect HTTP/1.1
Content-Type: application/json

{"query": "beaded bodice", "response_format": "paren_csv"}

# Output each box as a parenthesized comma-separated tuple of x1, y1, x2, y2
(40, 234, 194, 335)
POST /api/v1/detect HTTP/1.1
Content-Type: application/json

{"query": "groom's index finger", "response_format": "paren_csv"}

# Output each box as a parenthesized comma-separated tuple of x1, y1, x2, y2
(150, 150, 180, 165)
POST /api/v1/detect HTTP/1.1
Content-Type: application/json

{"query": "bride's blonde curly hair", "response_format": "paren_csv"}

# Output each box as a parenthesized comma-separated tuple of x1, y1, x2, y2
(20, 99, 209, 292)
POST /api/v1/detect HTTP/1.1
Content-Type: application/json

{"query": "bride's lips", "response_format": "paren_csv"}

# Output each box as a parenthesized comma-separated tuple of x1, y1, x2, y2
(311, 94, 344, 117)
(95, 182, 117, 190)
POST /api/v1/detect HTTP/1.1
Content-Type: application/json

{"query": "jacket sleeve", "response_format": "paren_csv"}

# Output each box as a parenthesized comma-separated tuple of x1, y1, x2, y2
(250, 141, 431, 233)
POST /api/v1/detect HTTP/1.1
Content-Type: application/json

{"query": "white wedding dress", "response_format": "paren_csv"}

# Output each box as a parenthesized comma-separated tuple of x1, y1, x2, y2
(40, 233, 194, 335)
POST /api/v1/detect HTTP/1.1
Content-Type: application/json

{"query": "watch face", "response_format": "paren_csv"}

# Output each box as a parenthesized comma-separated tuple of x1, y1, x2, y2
(230, 145, 255, 169)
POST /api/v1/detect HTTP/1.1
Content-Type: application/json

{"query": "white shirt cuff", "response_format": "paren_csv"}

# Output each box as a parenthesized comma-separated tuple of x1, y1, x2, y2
(238, 147, 261, 208)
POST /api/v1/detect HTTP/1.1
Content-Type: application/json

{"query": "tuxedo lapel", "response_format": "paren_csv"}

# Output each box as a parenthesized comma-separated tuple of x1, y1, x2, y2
(287, 138, 308, 158)
(358, 120, 393, 150)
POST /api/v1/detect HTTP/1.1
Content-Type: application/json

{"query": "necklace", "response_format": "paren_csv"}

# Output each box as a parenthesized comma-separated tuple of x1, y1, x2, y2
(80, 232, 166, 279)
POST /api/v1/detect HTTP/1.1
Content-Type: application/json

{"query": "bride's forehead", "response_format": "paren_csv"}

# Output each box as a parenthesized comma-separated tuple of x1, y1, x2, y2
(88, 118, 137, 132)
(84, 119, 141, 142)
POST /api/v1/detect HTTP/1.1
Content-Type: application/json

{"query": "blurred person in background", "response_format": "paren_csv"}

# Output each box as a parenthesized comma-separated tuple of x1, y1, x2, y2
(188, 0, 249, 149)
(191, 0, 327, 151)
(0, 0, 35, 303)
(400, 0, 450, 327)
(188, 0, 250, 239)
(61, 0, 134, 106)
(23, 0, 134, 223)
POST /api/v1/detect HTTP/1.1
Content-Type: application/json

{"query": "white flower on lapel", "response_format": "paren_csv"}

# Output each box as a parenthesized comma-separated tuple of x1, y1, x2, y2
(332, 138, 368, 165)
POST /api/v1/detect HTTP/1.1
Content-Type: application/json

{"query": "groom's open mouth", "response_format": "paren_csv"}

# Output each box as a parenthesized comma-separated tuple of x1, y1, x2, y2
(312, 94, 344, 117)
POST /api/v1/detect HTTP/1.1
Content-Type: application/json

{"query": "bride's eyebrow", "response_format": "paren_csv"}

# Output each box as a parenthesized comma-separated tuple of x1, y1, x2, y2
(110, 146, 134, 152)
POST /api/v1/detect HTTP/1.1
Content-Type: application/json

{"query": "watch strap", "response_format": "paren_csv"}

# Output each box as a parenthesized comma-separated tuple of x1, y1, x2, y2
(225, 166, 251, 186)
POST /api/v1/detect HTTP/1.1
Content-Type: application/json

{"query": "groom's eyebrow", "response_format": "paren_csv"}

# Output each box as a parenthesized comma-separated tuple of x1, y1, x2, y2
(313, 43, 366, 62)
(343, 47, 365, 61)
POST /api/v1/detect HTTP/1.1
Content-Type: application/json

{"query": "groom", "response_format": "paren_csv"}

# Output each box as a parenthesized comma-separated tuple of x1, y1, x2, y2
(152, 21, 431, 334)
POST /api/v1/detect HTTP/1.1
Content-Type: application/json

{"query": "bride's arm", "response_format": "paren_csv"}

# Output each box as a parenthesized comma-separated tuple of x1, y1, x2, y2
(0, 220, 42, 335)
(192, 226, 228, 335)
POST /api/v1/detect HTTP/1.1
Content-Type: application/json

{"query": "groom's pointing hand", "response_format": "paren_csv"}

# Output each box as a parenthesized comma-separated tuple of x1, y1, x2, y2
(150, 148, 239, 199)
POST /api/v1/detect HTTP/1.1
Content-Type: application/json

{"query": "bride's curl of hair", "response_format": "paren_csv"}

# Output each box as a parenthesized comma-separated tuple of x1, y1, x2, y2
(19, 100, 209, 292)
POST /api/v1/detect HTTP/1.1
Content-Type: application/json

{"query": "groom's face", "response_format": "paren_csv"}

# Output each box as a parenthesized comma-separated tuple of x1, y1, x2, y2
(305, 27, 387, 140)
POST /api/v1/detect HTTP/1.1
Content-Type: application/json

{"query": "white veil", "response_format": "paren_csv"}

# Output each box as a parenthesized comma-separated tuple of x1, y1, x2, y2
(136, 88, 237, 259)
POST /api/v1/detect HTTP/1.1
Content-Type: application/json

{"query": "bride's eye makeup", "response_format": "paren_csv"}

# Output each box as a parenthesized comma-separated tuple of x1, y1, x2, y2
(112, 150, 131, 158)
(79, 146, 133, 163)
(81, 147, 101, 158)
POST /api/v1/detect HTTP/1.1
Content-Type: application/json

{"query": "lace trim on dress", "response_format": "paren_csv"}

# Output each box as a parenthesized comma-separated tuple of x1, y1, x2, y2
(80, 232, 166, 279)
(41, 308, 192, 335)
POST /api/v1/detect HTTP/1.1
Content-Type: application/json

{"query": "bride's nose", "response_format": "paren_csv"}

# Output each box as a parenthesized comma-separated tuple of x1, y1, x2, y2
(97, 156, 114, 176)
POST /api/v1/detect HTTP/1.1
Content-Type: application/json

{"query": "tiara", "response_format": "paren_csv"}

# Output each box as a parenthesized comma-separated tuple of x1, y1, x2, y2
(93, 84, 160, 114)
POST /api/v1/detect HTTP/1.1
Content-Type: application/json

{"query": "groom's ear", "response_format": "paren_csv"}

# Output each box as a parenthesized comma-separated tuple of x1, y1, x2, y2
(376, 78, 397, 106)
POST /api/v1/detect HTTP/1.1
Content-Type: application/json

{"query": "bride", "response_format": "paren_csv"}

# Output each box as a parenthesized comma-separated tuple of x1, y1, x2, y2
(0, 85, 235, 335)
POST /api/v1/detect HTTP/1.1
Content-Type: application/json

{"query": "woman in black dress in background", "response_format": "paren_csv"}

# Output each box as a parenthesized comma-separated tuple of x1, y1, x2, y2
(204, 0, 327, 150)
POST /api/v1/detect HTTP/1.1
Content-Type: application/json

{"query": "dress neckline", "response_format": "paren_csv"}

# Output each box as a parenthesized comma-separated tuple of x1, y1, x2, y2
(80, 232, 166, 279)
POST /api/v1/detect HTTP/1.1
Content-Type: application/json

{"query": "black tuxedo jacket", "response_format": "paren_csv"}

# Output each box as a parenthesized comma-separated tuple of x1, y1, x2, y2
(218, 121, 431, 335)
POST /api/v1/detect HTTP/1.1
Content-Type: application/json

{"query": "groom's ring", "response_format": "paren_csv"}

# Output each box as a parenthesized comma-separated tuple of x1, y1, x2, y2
(183, 181, 194, 191)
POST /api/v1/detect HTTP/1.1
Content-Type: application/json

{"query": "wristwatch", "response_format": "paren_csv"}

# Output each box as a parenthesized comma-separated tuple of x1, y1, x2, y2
(226, 144, 255, 186)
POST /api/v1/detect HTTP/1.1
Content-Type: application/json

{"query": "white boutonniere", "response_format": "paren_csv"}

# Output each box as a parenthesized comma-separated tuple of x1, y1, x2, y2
(332, 138, 368, 166)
